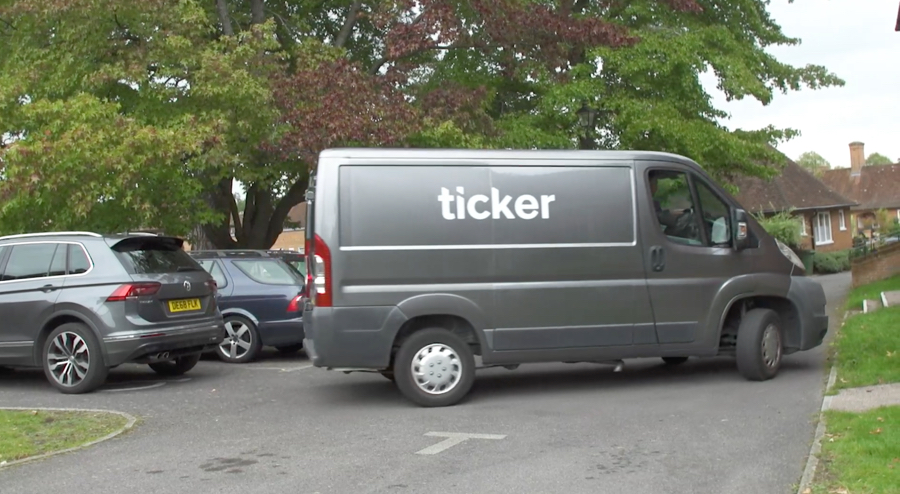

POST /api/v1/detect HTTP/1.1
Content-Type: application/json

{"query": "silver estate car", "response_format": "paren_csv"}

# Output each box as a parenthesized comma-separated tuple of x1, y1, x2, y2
(0, 231, 225, 394)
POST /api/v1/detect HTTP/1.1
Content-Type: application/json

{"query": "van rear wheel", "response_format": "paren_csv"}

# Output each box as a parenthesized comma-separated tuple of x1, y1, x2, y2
(736, 309, 783, 381)
(393, 328, 475, 408)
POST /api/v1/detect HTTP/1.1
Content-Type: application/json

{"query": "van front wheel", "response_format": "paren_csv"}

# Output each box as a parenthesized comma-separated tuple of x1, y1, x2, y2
(393, 328, 475, 407)
(736, 309, 783, 381)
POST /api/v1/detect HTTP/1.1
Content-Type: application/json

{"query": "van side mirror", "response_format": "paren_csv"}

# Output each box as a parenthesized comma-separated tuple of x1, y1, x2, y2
(732, 208, 750, 251)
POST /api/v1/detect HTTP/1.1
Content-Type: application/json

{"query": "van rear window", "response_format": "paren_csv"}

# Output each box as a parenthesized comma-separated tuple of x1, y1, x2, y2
(112, 239, 201, 274)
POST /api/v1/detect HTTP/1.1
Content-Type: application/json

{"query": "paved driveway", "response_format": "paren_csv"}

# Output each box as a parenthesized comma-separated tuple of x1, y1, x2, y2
(0, 273, 850, 494)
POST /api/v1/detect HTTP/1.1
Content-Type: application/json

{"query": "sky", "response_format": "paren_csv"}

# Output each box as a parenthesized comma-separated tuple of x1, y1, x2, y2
(700, 0, 900, 169)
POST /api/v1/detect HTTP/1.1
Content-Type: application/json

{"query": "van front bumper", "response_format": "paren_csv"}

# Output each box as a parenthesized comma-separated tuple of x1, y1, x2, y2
(302, 305, 404, 370)
(787, 276, 829, 353)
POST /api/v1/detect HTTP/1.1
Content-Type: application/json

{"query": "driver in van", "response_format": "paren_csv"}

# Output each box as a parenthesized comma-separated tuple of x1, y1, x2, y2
(649, 173, 678, 232)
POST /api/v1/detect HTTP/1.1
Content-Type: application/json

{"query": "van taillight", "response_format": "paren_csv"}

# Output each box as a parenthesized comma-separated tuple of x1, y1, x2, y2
(107, 282, 161, 301)
(312, 234, 332, 307)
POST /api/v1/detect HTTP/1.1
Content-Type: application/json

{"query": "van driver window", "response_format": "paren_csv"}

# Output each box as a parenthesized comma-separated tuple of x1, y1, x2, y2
(694, 179, 732, 247)
(648, 170, 704, 246)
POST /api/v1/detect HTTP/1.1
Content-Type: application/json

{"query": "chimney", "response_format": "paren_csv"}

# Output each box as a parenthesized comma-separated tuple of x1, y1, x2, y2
(849, 141, 865, 176)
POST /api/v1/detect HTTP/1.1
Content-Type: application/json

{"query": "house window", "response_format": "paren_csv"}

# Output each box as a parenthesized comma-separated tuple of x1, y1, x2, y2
(814, 211, 833, 245)
(800, 216, 808, 236)
(839, 210, 846, 231)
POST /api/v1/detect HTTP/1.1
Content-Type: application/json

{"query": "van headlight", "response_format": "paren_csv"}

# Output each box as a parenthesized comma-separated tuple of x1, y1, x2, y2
(775, 239, 806, 272)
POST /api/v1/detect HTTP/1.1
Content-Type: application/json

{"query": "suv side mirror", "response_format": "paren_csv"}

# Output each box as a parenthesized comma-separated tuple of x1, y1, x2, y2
(732, 208, 750, 251)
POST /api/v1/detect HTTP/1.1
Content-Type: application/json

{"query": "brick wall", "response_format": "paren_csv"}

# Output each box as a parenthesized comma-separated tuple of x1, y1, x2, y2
(851, 240, 900, 287)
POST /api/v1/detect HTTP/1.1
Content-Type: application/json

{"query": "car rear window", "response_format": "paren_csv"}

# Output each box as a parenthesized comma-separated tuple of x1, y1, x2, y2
(232, 259, 300, 285)
(112, 238, 201, 274)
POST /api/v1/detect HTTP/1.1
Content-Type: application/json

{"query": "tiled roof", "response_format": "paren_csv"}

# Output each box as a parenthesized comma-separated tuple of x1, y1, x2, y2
(730, 155, 857, 214)
(820, 163, 900, 211)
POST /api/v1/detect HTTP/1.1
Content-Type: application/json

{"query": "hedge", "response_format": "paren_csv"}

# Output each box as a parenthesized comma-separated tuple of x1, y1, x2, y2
(813, 249, 851, 274)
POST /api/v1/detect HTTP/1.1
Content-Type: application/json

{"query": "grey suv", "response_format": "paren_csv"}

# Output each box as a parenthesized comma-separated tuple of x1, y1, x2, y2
(0, 231, 224, 394)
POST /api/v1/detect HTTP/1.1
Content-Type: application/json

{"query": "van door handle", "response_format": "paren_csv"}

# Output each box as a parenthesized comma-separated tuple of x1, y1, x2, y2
(650, 246, 666, 272)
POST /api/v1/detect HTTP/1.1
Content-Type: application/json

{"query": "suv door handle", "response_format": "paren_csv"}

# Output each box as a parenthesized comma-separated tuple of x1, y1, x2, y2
(41, 284, 59, 292)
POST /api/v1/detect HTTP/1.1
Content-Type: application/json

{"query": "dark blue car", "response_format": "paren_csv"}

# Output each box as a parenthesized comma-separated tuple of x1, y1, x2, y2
(188, 250, 306, 363)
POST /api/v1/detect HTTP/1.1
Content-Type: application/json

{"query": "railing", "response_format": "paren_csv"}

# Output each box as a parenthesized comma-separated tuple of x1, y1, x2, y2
(849, 229, 900, 261)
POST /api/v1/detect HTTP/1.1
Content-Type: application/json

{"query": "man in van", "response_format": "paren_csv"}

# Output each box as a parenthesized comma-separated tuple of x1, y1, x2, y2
(649, 172, 679, 232)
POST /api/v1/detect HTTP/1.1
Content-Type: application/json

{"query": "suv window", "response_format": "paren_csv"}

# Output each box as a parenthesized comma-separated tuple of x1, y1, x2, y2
(113, 239, 202, 274)
(197, 259, 228, 287)
(232, 259, 300, 285)
(68, 244, 91, 274)
(2, 243, 58, 281)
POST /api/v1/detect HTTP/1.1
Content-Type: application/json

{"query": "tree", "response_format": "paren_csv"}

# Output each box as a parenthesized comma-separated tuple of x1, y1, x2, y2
(866, 152, 894, 166)
(1, 0, 843, 246)
(796, 151, 831, 174)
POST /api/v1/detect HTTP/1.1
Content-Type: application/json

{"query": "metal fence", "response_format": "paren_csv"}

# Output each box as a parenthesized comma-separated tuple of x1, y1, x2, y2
(849, 229, 900, 261)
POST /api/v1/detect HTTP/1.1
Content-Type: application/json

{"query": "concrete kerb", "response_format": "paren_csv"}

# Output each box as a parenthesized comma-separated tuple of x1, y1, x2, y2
(0, 407, 138, 470)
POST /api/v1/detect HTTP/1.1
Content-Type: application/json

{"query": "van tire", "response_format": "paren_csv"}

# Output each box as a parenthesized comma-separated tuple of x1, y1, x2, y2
(736, 309, 783, 381)
(393, 328, 475, 407)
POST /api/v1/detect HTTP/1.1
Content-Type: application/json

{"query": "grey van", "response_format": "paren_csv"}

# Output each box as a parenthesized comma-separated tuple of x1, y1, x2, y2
(301, 149, 828, 407)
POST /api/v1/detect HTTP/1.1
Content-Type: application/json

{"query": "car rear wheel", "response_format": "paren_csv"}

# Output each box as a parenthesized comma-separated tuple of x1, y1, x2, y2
(275, 343, 304, 355)
(148, 353, 202, 376)
(42, 323, 109, 394)
(736, 308, 783, 381)
(393, 328, 475, 408)
(217, 316, 262, 364)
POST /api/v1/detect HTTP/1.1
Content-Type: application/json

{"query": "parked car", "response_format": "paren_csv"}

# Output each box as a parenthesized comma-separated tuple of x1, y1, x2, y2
(266, 249, 307, 278)
(302, 148, 829, 407)
(188, 250, 306, 363)
(0, 231, 224, 394)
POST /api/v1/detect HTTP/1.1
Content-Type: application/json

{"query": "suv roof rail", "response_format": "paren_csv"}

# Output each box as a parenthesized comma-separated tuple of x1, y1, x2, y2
(0, 231, 103, 240)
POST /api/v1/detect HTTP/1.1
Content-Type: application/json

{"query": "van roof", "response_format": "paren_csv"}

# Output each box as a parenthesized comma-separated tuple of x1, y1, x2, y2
(319, 148, 701, 167)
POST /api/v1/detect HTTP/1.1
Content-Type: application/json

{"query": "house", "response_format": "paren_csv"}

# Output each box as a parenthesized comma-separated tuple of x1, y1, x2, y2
(731, 153, 857, 252)
(819, 141, 900, 238)
(268, 202, 307, 251)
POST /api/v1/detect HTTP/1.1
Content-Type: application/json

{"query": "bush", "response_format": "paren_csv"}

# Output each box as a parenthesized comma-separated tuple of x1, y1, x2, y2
(813, 250, 851, 274)
(754, 210, 801, 249)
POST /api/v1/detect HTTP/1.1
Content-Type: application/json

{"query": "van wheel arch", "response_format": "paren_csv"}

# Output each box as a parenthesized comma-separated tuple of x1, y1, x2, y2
(718, 296, 801, 355)
(390, 314, 483, 365)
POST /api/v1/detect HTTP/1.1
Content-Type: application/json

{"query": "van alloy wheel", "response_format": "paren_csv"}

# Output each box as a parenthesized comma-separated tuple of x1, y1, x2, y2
(47, 331, 90, 387)
(393, 328, 476, 407)
(411, 344, 462, 394)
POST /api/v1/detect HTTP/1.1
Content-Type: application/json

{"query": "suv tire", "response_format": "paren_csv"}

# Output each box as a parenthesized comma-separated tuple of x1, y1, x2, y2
(217, 315, 262, 364)
(42, 323, 109, 394)
(393, 328, 475, 407)
(149, 353, 202, 376)
(736, 308, 783, 381)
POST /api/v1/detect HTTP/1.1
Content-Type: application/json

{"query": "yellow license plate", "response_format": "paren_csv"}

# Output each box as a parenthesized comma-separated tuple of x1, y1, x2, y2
(168, 298, 201, 313)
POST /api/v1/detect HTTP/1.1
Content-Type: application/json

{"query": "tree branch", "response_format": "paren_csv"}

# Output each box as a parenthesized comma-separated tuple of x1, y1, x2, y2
(266, 177, 308, 246)
(216, 0, 234, 36)
(334, 0, 363, 48)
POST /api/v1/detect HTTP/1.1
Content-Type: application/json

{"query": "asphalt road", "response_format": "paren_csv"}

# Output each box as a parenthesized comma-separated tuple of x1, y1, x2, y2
(0, 273, 850, 494)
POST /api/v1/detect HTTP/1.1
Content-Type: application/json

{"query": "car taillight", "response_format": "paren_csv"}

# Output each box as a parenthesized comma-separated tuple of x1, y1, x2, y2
(207, 279, 217, 295)
(107, 282, 161, 302)
(287, 294, 303, 312)
(312, 234, 332, 307)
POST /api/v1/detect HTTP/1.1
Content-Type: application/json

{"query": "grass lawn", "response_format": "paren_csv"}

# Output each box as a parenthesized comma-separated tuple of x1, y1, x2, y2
(845, 275, 900, 311)
(0, 409, 129, 464)
(830, 306, 900, 392)
(812, 406, 900, 494)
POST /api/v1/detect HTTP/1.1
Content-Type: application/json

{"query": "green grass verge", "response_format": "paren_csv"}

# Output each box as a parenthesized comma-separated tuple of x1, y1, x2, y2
(812, 406, 900, 494)
(0, 409, 128, 464)
(830, 306, 900, 391)
(845, 275, 900, 311)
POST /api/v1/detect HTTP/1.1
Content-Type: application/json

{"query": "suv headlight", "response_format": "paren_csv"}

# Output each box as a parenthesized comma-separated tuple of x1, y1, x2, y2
(775, 239, 806, 273)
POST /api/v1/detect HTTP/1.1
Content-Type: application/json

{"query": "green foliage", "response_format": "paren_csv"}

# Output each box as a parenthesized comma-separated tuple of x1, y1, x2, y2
(813, 250, 850, 274)
(796, 151, 831, 174)
(866, 152, 894, 166)
(753, 210, 801, 248)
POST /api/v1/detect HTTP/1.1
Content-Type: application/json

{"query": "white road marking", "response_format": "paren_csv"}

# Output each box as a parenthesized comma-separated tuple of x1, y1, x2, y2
(101, 382, 167, 393)
(415, 432, 507, 455)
